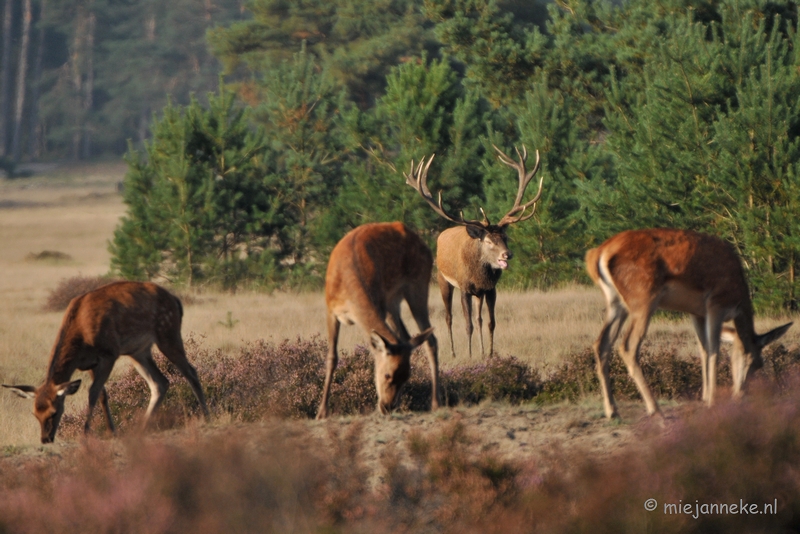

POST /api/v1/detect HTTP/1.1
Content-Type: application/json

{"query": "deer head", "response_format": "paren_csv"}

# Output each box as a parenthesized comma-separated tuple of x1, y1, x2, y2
(404, 145, 544, 270)
(4, 380, 82, 443)
(371, 328, 434, 414)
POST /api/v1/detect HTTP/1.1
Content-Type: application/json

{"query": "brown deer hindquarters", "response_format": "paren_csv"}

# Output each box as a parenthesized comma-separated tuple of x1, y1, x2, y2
(403, 146, 544, 359)
(587, 228, 792, 420)
(316, 222, 439, 419)
(3, 281, 208, 443)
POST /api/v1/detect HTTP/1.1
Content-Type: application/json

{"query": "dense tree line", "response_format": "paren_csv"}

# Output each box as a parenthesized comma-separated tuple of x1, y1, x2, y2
(3, 0, 800, 309)
(0, 0, 245, 162)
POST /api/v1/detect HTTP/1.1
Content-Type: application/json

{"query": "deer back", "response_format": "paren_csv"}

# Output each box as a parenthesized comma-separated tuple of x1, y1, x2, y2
(591, 228, 751, 314)
(46, 281, 183, 384)
(326, 222, 432, 339)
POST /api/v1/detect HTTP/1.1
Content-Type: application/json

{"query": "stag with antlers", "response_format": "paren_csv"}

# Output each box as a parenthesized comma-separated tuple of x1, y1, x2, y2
(404, 145, 544, 358)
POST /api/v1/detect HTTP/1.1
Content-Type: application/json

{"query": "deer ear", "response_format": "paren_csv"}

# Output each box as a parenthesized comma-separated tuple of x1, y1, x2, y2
(2, 384, 36, 399)
(756, 322, 793, 348)
(465, 225, 486, 240)
(410, 327, 434, 348)
(370, 331, 389, 352)
(56, 380, 82, 397)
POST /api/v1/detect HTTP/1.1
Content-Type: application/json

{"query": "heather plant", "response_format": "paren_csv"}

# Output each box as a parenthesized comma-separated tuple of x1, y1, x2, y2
(537, 344, 740, 405)
(0, 427, 331, 533)
(58, 334, 800, 439)
(437, 357, 541, 407)
(375, 418, 521, 531)
(8, 388, 800, 532)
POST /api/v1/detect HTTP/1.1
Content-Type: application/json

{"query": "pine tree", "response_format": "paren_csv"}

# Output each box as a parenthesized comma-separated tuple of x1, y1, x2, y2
(110, 85, 282, 288)
(208, 0, 437, 107)
(321, 56, 486, 250)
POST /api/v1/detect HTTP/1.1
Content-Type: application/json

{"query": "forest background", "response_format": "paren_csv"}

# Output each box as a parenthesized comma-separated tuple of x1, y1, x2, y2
(2, 0, 799, 311)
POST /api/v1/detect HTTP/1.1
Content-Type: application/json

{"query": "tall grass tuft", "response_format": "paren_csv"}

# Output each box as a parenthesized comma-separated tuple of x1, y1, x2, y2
(43, 275, 119, 312)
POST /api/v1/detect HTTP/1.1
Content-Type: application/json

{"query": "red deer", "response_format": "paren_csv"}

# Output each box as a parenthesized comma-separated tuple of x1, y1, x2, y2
(404, 146, 544, 358)
(4, 281, 208, 443)
(316, 222, 439, 419)
(586, 228, 792, 419)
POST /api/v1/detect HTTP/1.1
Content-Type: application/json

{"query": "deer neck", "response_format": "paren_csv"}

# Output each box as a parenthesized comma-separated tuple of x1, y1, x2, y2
(462, 240, 502, 293)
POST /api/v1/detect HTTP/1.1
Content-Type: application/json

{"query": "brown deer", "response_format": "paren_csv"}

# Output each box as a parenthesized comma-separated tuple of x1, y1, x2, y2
(316, 222, 439, 419)
(4, 281, 208, 443)
(586, 228, 792, 419)
(404, 145, 544, 358)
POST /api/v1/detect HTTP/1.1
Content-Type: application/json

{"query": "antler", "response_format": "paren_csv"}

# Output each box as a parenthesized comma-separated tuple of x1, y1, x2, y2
(404, 155, 488, 227)
(493, 145, 544, 226)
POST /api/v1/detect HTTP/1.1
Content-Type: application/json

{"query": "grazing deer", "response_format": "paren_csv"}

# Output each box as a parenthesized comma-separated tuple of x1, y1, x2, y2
(4, 281, 208, 443)
(586, 228, 792, 419)
(404, 145, 544, 358)
(316, 222, 439, 419)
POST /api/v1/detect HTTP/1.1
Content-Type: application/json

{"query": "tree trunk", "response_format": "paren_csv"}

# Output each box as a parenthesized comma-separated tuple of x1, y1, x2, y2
(0, 0, 14, 157)
(11, 0, 31, 161)
(70, 7, 86, 160)
(81, 8, 95, 159)
(27, 0, 44, 159)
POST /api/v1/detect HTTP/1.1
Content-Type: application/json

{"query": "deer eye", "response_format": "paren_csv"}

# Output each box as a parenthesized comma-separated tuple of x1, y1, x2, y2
(384, 374, 392, 381)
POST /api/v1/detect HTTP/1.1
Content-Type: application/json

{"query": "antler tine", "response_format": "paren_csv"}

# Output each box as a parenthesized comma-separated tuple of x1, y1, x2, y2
(494, 146, 545, 227)
(499, 172, 544, 225)
(492, 144, 518, 168)
(403, 154, 486, 227)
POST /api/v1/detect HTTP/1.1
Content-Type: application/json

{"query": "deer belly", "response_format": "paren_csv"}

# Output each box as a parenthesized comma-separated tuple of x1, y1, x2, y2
(331, 305, 358, 326)
(660, 283, 706, 316)
(119, 333, 157, 356)
(442, 274, 461, 290)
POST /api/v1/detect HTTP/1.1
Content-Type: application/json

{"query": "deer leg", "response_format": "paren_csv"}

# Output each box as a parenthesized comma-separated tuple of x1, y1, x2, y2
(593, 302, 628, 419)
(460, 291, 474, 358)
(704, 309, 725, 406)
(438, 272, 456, 358)
(85, 357, 115, 435)
(157, 334, 209, 418)
(98, 385, 115, 434)
(618, 311, 662, 418)
(476, 294, 485, 357)
(130, 349, 170, 426)
(317, 311, 340, 420)
(387, 301, 411, 342)
(486, 289, 497, 358)
(406, 288, 440, 410)
(690, 315, 711, 402)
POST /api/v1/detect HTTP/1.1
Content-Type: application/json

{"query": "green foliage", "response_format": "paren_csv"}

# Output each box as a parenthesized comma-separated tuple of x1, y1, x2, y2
(34, 0, 245, 158)
(254, 43, 348, 268)
(110, 84, 283, 287)
(319, 56, 487, 250)
(208, 0, 438, 105)
(573, 0, 800, 309)
(424, 0, 548, 106)
(101, 0, 800, 310)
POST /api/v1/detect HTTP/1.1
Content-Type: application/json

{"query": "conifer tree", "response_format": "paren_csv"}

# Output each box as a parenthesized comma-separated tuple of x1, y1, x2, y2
(320, 56, 486, 250)
(110, 85, 282, 287)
